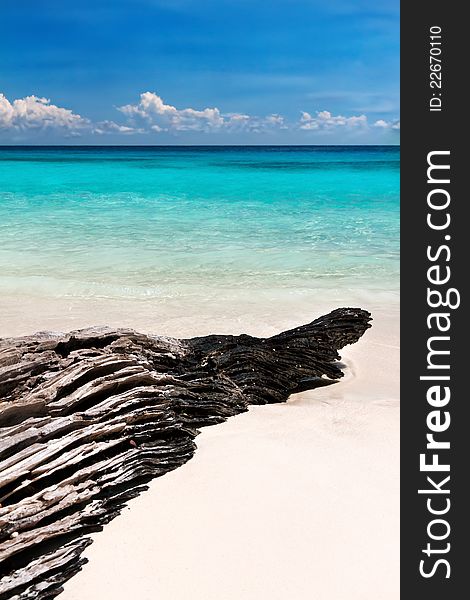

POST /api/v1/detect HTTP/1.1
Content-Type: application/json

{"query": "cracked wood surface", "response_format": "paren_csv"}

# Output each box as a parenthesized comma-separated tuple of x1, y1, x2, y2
(0, 308, 371, 599)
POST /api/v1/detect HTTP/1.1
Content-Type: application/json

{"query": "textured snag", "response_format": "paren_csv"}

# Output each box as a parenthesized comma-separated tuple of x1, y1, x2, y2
(0, 308, 371, 599)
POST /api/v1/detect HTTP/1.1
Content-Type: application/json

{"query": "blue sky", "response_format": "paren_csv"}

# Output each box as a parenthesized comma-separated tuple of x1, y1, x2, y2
(0, 0, 399, 144)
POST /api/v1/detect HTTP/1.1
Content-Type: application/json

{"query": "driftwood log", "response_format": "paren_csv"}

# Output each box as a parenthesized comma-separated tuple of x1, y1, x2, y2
(0, 308, 371, 599)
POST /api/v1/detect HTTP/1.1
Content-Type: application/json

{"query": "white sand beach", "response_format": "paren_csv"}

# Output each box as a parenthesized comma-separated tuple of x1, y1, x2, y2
(0, 294, 400, 600)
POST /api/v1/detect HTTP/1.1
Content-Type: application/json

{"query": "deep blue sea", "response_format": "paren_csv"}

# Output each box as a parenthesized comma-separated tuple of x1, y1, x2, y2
(0, 146, 399, 333)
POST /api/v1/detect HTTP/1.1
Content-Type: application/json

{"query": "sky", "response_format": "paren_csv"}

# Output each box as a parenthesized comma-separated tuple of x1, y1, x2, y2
(0, 0, 399, 144)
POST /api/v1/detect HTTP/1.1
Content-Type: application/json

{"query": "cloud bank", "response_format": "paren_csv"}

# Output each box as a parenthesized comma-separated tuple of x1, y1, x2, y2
(373, 118, 400, 130)
(0, 94, 88, 131)
(0, 91, 399, 140)
(118, 92, 286, 133)
(300, 110, 368, 130)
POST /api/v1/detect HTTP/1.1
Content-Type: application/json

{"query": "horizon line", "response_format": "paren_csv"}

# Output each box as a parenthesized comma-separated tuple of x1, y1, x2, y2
(0, 143, 400, 148)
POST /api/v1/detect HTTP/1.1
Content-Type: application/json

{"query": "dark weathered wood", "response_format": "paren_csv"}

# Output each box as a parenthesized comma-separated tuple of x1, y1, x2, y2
(0, 308, 371, 599)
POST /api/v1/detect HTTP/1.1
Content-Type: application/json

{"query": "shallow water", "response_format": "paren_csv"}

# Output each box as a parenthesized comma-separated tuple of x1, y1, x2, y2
(0, 145, 399, 336)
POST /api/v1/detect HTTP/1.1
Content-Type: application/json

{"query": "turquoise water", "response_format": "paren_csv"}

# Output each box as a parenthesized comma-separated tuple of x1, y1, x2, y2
(0, 146, 399, 303)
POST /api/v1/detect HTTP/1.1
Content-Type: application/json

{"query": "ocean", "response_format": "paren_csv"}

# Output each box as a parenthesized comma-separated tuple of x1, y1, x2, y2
(0, 145, 399, 335)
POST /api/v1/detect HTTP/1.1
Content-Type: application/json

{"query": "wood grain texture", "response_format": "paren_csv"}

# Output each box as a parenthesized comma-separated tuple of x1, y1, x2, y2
(0, 308, 371, 599)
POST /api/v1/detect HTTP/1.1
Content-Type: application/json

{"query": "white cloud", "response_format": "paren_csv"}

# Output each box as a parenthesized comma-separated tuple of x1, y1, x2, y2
(0, 91, 399, 140)
(373, 119, 388, 128)
(0, 94, 143, 137)
(118, 92, 287, 134)
(93, 120, 142, 135)
(0, 94, 88, 131)
(299, 110, 368, 130)
(373, 118, 400, 130)
(118, 91, 225, 132)
(223, 112, 286, 133)
(265, 114, 285, 126)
